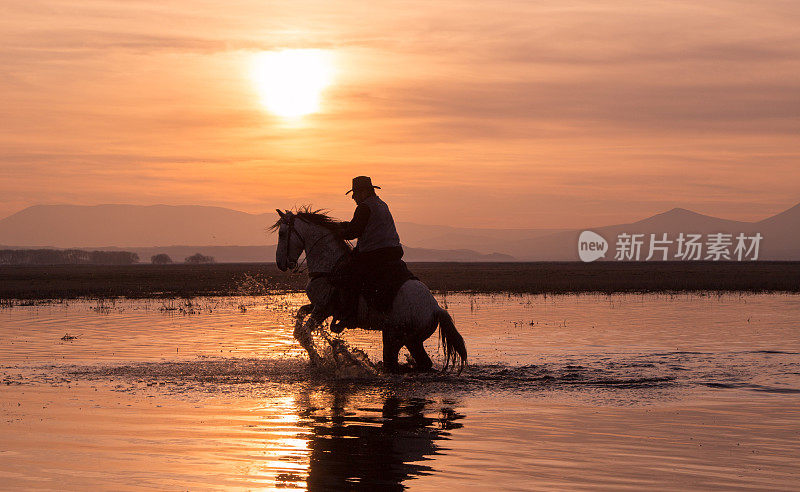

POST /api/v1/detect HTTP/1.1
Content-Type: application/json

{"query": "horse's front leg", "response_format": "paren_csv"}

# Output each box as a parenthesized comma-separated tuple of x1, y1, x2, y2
(294, 307, 328, 367)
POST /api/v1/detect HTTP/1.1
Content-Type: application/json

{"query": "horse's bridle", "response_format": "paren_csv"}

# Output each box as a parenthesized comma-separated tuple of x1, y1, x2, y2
(281, 213, 334, 274)
(282, 213, 304, 271)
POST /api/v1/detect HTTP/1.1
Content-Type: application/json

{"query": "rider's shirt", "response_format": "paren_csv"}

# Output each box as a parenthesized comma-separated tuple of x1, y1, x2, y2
(341, 194, 401, 253)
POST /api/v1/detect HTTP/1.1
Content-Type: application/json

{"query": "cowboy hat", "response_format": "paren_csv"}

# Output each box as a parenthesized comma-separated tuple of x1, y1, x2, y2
(345, 175, 381, 195)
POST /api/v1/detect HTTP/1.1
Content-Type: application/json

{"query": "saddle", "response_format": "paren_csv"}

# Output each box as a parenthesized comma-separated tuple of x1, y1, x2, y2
(329, 254, 416, 331)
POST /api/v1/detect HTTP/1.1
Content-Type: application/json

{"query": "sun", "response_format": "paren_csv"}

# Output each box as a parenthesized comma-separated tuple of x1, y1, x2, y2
(251, 49, 335, 119)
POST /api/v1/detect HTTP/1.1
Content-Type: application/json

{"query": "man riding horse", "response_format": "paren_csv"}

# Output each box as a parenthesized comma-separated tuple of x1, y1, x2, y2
(331, 176, 408, 332)
(272, 180, 467, 372)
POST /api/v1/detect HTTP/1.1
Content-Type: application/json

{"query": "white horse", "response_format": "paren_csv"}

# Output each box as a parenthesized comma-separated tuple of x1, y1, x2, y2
(272, 208, 467, 373)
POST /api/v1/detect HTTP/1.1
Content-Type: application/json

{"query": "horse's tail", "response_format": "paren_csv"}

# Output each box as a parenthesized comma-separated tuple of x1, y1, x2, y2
(436, 307, 467, 373)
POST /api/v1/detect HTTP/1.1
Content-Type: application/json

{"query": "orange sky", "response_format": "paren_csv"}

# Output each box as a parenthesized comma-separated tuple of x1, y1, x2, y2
(1, 0, 799, 228)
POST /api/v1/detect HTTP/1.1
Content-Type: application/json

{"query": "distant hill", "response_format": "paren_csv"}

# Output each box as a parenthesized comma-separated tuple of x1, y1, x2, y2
(753, 202, 800, 259)
(395, 222, 565, 254)
(0, 204, 526, 255)
(0, 204, 274, 247)
(1, 202, 798, 261)
(512, 204, 800, 260)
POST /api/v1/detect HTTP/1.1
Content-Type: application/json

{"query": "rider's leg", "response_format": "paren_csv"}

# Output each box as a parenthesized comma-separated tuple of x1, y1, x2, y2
(331, 255, 363, 333)
(330, 288, 357, 333)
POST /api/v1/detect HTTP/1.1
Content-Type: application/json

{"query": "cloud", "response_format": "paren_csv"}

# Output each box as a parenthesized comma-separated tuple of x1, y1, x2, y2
(1, 0, 799, 227)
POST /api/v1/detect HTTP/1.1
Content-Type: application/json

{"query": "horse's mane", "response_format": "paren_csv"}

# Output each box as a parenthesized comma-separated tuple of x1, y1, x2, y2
(270, 206, 352, 250)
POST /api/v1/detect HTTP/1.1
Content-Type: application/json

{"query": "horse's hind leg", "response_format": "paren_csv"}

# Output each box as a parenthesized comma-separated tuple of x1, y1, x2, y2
(382, 329, 403, 373)
(406, 341, 433, 372)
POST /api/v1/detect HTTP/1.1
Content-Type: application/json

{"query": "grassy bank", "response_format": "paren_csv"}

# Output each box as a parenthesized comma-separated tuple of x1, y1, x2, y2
(1, 262, 799, 300)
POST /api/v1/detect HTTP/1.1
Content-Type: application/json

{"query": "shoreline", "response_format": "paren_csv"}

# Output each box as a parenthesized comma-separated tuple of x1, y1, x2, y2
(1, 261, 799, 300)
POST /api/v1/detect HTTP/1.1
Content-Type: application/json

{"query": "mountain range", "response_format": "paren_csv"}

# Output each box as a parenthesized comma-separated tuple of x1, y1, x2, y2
(520, 204, 800, 260)
(0, 202, 798, 261)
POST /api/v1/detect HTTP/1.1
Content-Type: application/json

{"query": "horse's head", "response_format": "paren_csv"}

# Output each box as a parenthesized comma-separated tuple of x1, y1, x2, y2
(274, 209, 304, 271)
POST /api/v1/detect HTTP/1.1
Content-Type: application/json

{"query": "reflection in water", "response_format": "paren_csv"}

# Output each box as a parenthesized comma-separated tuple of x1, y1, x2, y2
(4, 294, 800, 490)
(279, 389, 464, 490)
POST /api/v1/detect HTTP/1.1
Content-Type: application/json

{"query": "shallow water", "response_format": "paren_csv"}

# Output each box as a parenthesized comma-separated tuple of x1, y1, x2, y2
(1, 293, 799, 490)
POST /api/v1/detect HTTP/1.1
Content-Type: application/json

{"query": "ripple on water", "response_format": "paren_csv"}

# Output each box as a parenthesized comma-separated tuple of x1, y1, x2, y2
(5, 349, 795, 401)
(2, 294, 800, 490)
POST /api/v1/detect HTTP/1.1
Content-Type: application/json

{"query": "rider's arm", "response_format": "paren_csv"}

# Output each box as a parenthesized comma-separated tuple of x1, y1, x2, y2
(340, 204, 370, 239)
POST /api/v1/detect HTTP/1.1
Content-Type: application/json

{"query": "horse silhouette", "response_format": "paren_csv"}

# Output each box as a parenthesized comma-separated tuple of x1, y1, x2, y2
(272, 208, 467, 373)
